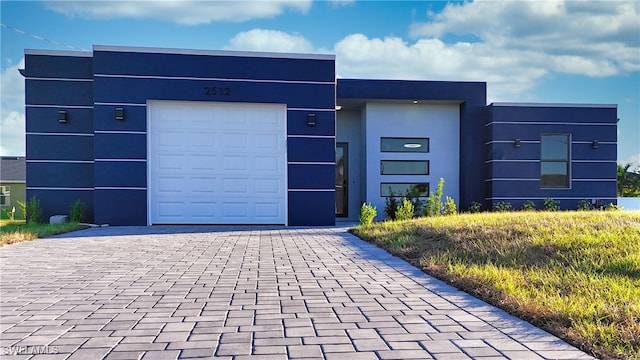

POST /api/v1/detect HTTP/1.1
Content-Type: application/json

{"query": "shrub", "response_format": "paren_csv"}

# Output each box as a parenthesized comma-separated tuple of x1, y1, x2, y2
(493, 201, 512, 212)
(384, 189, 400, 220)
(521, 200, 536, 211)
(26, 196, 42, 224)
(577, 199, 593, 211)
(604, 202, 623, 211)
(443, 196, 457, 215)
(468, 201, 483, 213)
(69, 199, 85, 223)
(404, 186, 424, 216)
(359, 202, 377, 225)
(543, 197, 560, 211)
(395, 198, 415, 221)
(424, 178, 445, 217)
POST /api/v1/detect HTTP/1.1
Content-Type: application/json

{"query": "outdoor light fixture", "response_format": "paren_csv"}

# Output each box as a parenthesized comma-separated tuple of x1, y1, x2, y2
(58, 110, 67, 123)
(413, 100, 418, 104)
(592, 139, 599, 149)
(115, 107, 125, 121)
(514, 138, 521, 148)
(307, 113, 316, 127)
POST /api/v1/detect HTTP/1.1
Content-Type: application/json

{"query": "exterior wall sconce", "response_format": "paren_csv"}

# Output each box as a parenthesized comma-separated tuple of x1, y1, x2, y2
(592, 139, 599, 149)
(307, 113, 316, 127)
(514, 138, 521, 148)
(115, 107, 125, 121)
(58, 110, 68, 123)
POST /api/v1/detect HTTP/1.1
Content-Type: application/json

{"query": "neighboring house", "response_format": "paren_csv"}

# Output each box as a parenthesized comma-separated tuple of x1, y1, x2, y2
(22, 45, 618, 226)
(0, 157, 26, 219)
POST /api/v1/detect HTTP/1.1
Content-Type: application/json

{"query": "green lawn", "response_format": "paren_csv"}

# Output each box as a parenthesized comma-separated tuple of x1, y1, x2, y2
(0, 221, 88, 246)
(351, 211, 640, 360)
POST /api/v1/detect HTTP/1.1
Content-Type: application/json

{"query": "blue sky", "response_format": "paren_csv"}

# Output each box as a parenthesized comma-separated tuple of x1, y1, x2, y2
(1, 0, 639, 167)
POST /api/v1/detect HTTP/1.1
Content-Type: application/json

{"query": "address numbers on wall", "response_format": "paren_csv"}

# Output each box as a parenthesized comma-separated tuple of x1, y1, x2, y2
(204, 86, 232, 96)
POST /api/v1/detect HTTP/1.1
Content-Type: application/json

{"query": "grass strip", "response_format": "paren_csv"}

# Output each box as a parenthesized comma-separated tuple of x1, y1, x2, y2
(0, 221, 88, 246)
(351, 211, 640, 360)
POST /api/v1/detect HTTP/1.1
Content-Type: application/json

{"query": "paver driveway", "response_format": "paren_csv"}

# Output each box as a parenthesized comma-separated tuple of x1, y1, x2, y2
(1, 226, 594, 360)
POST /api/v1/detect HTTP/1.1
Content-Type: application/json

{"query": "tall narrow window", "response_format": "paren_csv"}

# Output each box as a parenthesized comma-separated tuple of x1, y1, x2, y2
(540, 134, 570, 188)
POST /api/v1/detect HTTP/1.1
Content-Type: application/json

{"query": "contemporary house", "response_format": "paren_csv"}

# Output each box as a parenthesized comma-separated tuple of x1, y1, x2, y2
(23, 45, 618, 226)
(0, 156, 26, 219)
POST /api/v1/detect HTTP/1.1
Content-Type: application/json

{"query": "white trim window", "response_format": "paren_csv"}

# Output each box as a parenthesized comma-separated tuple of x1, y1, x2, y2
(0, 186, 10, 206)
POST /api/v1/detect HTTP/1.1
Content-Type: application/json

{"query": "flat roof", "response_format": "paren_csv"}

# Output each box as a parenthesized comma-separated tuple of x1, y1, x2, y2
(93, 45, 335, 61)
(25, 49, 92, 57)
(25, 45, 336, 61)
(491, 102, 617, 109)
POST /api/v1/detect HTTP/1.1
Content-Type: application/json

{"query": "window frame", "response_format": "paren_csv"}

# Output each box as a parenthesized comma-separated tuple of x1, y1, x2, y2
(380, 160, 430, 175)
(380, 137, 430, 153)
(0, 186, 10, 207)
(540, 133, 571, 189)
(380, 183, 430, 197)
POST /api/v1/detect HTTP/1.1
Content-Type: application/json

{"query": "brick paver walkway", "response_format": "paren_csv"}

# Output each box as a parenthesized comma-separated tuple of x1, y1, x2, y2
(0, 226, 594, 359)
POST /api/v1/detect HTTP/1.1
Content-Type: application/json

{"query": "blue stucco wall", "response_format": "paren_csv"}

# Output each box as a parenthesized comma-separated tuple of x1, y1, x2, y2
(90, 47, 335, 225)
(487, 104, 618, 209)
(25, 52, 95, 223)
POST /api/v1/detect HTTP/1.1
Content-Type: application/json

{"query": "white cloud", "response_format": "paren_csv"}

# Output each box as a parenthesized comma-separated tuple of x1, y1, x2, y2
(619, 154, 640, 169)
(44, 0, 312, 25)
(328, 0, 355, 7)
(410, 0, 640, 76)
(225, 29, 315, 53)
(332, 34, 547, 101)
(0, 59, 25, 156)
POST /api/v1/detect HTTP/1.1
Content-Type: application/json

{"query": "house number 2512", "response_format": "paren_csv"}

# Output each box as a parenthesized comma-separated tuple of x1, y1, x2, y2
(204, 86, 231, 96)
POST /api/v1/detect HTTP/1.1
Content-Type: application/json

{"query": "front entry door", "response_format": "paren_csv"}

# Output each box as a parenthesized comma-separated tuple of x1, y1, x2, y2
(336, 143, 348, 217)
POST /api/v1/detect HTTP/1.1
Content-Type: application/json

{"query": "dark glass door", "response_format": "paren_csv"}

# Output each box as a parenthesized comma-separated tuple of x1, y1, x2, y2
(336, 143, 348, 217)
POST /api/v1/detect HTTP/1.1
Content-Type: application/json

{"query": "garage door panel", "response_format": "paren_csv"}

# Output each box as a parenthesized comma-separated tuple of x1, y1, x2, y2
(223, 178, 249, 194)
(190, 176, 217, 193)
(149, 101, 287, 224)
(223, 155, 248, 171)
(255, 202, 281, 218)
(255, 178, 281, 194)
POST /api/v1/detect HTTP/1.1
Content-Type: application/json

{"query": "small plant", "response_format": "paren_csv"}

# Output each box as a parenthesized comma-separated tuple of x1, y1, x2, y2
(17, 200, 27, 220)
(521, 200, 536, 211)
(468, 201, 483, 213)
(69, 199, 85, 223)
(359, 203, 377, 225)
(395, 198, 415, 221)
(384, 189, 400, 220)
(26, 196, 42, 224)
(543, 197, 560, 211)
(604, 202, 623, 211)
(493, 201, 512, 212)
(424, 178, 445, 217)
(404, 186, 424, 216)
(577, 199, 593, 211)
(443, 196, 457, 215)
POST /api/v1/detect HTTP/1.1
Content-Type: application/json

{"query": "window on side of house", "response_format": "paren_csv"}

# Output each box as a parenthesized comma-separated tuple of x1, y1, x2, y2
(380, 160, 429, 175)
(0, 186, 10, 206)
(540, 134, 570, 188)
(381, 183, 429, 197)
(380, 138, 429, 153)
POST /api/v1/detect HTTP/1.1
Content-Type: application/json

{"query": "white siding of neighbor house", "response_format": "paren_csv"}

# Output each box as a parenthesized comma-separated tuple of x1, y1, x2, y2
(363, 102, 460, 220)
(617, 197, 640, 211)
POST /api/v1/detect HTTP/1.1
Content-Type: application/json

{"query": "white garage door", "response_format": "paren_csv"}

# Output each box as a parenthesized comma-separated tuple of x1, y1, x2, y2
(148, 101, 287, 225)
